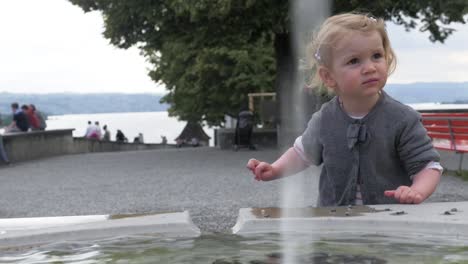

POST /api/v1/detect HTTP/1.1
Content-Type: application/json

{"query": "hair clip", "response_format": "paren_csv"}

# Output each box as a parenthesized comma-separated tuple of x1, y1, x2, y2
(368, 16, 377, 22)
(314, 51, 321, 62)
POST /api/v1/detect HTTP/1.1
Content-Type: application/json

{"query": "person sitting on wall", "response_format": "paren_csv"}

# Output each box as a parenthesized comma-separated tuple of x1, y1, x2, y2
(116, 129, 127, 143)
(30, 104, 47, 131)
(84, 121, 93, 137)
(0, 116, 10, 165)
(102, 125, 111, 141)
(5, 102, 30, 133)
(85, 121, 101, 140)
(24, 105, 40, 131)
(94, 121, 102, 139)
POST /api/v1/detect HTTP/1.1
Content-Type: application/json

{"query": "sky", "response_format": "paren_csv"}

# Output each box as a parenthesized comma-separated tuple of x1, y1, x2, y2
(0, 0, 467, 94)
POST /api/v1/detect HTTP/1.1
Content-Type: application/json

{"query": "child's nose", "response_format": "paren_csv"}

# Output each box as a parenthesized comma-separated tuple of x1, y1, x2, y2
(362, 60, 377, 73)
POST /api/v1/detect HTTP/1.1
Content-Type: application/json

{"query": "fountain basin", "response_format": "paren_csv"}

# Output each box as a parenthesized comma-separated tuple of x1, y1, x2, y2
(1, 204, 468, 263)
(233, 201, 468, 241)
(0, 211, 200, 248)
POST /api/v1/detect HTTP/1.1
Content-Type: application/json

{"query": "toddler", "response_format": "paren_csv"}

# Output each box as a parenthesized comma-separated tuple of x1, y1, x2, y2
(247, 13, 442, 206)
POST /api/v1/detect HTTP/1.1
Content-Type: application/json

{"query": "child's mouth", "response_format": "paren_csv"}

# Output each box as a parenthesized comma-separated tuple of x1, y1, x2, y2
(363, 78, 379, 85)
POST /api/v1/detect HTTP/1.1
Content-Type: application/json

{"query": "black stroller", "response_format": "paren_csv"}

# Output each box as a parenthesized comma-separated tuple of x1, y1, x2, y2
(233, 109, 256, 151)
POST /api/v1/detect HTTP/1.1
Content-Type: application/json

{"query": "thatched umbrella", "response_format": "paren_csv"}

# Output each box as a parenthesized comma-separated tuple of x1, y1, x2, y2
(175, 121, 210, 146)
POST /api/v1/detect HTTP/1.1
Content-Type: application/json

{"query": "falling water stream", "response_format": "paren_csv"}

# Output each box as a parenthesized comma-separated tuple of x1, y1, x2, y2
(279, 1, 329, 263)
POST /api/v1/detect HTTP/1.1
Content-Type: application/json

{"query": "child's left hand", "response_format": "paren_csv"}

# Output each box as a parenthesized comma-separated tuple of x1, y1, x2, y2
(384, 186, 424, 204)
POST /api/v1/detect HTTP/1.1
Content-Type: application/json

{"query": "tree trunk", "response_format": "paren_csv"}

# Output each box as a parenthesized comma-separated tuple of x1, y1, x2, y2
(274, 33, 308, 149)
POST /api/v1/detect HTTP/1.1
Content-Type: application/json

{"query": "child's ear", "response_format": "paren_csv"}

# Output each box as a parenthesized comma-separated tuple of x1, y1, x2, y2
(318, 66, 337, 89)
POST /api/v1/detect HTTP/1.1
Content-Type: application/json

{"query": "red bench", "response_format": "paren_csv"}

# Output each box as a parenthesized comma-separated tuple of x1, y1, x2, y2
(422, 113, 468, 173)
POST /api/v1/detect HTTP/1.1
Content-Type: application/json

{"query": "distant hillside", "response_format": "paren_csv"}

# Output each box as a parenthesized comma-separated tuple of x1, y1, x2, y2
(1, 82, 467, 116)
(0, 93, 169, 115)
(386, 82, 468, 104)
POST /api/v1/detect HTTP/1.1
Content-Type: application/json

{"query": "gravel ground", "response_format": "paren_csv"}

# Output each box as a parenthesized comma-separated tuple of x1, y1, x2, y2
(0, 147, 466, 233)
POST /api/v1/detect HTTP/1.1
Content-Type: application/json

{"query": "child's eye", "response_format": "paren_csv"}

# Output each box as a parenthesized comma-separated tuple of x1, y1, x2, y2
(347, 58, 359, 65)
(373, 53, 383, 59)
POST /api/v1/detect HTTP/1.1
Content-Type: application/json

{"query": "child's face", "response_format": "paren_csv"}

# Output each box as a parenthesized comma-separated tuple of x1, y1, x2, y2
(319, 30, 388, 101)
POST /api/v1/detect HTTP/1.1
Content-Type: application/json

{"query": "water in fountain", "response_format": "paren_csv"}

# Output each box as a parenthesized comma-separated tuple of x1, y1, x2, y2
(280, 1, 330, 263)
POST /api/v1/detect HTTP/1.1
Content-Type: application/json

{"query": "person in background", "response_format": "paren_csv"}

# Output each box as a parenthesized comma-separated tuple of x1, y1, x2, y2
(138, 133, 144, 144)
(30, 104, 47, 130)
(116, 129, 127, 143)
(176, 138, 184, 148)
(5, 102, 29, 133)
(0, 115, 10, 165)
(191, 137, 199, 147)
(24, 105, 40, 131)
(84, 121, 93, 137)
(161, 135, 167, 145)
(102, 125, 111, 141)
(85, 121, 99, 140)
(0, 134, 9, 165)
(94, 121, 102, 139)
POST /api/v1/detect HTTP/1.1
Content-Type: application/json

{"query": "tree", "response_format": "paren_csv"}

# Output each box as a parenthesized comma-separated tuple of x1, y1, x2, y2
(69, 0, 467, 127)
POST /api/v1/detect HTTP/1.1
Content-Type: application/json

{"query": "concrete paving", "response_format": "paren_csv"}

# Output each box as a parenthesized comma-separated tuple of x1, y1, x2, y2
(0, 147, 467, 233)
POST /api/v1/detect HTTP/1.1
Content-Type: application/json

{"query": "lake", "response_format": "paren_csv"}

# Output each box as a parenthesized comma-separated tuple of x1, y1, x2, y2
(45, 111, 215, 145)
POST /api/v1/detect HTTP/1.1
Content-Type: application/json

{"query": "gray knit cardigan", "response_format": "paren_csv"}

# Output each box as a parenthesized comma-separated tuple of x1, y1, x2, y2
(301, 91, 440, 206)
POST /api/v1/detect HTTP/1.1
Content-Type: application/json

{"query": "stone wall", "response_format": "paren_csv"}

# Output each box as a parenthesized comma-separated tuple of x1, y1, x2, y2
(2, 129, 74, 162)
(71, 138, 173, 154)
(1, 129, 176, 164)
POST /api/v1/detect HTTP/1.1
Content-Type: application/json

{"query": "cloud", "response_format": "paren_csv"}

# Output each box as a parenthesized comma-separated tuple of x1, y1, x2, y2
(0, 0, 163, 94)
(448, 51, 468, 64)
(0, 1, 467, 93)
(387, 20, 468, 84)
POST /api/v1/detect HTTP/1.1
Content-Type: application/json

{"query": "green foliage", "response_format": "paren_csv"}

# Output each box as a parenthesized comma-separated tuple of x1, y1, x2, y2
(70, 0, 283, 125)
(333, 0, 468, 43)
(69, 0, 467, 125)
(152, 37, 275, 126)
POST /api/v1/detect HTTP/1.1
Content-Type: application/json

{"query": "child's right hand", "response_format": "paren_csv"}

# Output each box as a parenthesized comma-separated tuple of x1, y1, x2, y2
(246, 159, 277, 181)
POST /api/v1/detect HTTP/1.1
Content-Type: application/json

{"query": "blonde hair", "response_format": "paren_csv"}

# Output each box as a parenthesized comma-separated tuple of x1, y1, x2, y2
(308, 13, 397, 88)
